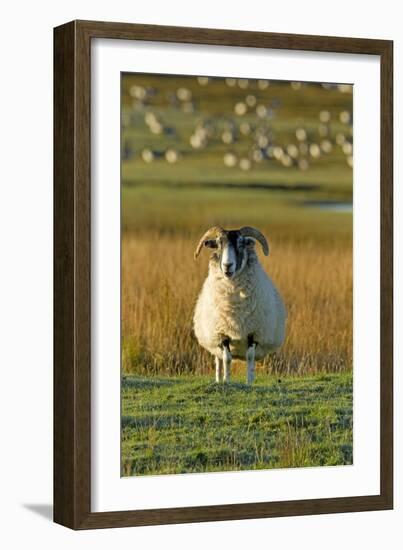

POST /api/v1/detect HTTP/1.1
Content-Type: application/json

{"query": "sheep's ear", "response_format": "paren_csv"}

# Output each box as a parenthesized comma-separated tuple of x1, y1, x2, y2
(204, 239, 218, 249)
(244, 237, 257, 250)
(245, 237, 269, 256)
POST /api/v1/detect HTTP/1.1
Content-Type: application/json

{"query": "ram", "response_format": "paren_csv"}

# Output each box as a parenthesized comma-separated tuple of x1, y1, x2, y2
(193, 226, 286, 384)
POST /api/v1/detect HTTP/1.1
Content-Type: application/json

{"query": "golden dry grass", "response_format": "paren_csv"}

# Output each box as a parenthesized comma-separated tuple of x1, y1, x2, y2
(122, 229, 352, 376)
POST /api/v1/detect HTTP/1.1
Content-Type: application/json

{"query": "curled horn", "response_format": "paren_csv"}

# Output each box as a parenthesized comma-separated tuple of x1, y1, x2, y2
(194, 226, 224, 259)
(239, 226, 269, 256)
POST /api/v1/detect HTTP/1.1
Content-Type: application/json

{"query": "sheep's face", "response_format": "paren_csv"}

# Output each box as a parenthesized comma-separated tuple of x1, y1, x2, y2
(205, 231, 255, 279)
(195, 226, 269, 273)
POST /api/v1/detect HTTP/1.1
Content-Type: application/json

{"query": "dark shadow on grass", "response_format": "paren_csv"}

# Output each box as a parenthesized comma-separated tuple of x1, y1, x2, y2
(201, 382, 257, 394)
(23, 504, 53, 522)
(122, 377, 182, 389)
(204, 382, 288, 396)
(122, 413, 184, 429)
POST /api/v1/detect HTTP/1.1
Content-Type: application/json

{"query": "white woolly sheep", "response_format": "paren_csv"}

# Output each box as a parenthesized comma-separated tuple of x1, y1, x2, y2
(193, 226, 286, 384)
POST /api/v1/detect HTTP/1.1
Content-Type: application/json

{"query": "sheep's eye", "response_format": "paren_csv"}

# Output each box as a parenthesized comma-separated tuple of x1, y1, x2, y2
(204, 239, 218, 249)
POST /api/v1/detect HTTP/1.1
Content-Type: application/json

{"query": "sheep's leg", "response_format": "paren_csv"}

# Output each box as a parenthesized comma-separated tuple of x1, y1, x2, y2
(215, 356, 223, 383)
(246, 335, 257, 385)
(222, 339, 232, 383)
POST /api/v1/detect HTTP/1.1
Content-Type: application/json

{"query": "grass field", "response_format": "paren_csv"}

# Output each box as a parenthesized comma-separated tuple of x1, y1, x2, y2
(121, 73, 353, 474)
(121, 373, 353, 476)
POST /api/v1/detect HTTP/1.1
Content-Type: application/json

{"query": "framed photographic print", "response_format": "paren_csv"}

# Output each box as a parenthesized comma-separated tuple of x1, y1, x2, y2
(54, 20, 393, 529)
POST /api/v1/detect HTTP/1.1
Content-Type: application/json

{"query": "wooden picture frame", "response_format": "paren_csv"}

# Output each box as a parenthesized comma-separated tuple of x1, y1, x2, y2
(54, 19, 393, 529)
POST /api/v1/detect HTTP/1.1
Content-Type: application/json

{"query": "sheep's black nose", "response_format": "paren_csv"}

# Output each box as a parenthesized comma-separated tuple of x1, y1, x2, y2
(223, 263, 235, 277)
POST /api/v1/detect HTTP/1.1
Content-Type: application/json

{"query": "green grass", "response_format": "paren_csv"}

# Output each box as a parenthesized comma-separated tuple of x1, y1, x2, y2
(121, 372, 353, 476)
(122, 184, 352, 242)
